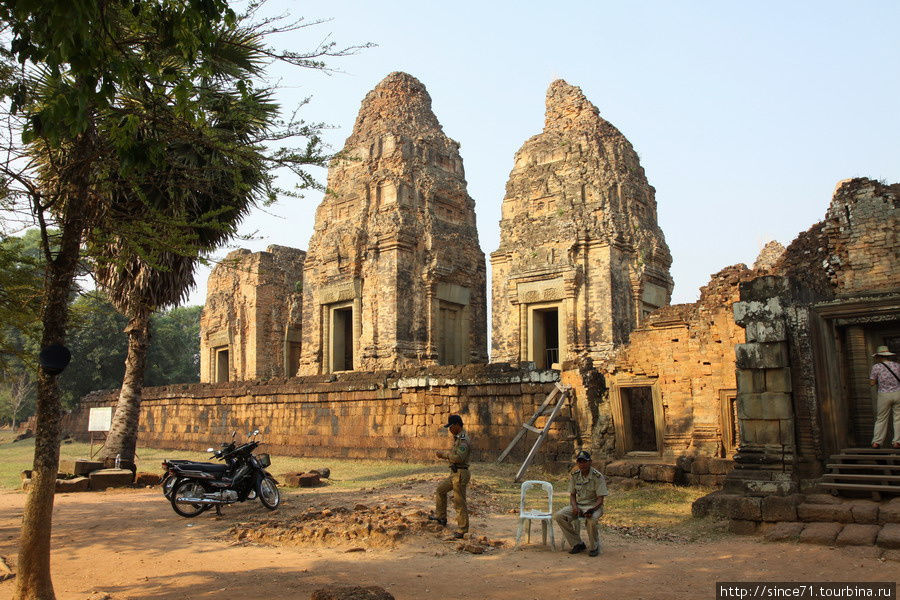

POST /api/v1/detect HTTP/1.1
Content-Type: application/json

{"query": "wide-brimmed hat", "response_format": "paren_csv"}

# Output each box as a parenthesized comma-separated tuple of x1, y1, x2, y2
(873, 345, 896, 357)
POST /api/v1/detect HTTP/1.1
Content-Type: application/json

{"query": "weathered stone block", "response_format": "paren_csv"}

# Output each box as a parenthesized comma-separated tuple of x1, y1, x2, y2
(851, 503, 880, 524)
(876, 524, 900, 549)
(740, 419, 782, 446)
(797, 503, 853, 523)
(73, 459, 104, 477)
(804, 493, 843, 505)
(798, 522, 843, 545)
(764, 521, 805, 542)
(604, 461, 639, 478)
(761, 495, 799, 522)
(55, 477, 90, 493)
(764, 368, 792, 393)
(728, 519, 759, 535)
(735, 342, 789, 369)
(738, 392, 792, 420)
(708, 459, 734, 475)
(736, 369, 766, 394)
(88, 468, 133, 491)
(745, 320, 787, 343)
(691, 491, 736, 518)
(737, 277, 791, 304)
(879, 503, 900, 524)
(727, 496, 762, 521)
(691, 457, 711, 475)
(639, 464, 677, 483)
(836, 524, 881, 547)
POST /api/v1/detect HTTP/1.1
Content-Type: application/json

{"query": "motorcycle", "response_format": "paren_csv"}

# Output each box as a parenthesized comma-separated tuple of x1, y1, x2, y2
(168, 429, 280, 518)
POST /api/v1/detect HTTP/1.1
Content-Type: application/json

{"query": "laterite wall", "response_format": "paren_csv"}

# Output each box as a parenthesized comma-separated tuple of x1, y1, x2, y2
(68, 363, 569, 463)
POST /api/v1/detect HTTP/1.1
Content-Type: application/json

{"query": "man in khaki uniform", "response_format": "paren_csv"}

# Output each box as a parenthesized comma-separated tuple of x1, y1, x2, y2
(554, 450, 608, 556)
(429, 414, 471, 539)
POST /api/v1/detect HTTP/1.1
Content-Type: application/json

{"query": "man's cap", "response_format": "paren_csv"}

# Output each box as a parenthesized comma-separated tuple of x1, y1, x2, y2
(874, 345, 896, 357)
(575, 450, 592, 461)
(443, 414, 463, 428)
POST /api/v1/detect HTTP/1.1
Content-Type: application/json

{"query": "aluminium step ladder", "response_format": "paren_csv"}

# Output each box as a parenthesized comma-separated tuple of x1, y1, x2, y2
(497, 383, 578, 482)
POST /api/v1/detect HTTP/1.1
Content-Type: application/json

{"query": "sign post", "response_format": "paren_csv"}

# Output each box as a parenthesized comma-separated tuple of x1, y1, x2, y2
(88, 406, 112, 459)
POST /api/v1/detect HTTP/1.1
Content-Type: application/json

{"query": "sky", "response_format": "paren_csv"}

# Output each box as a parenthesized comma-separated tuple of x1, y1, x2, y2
(186, 1, 900, 307)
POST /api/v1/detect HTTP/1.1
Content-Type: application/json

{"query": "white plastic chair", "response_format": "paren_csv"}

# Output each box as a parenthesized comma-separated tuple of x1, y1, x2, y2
(515, 480, 556, 550)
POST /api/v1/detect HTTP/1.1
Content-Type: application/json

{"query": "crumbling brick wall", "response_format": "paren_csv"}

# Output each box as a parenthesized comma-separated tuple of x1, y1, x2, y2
(603, 265, 764, 460)
(73, 364, 570, 463)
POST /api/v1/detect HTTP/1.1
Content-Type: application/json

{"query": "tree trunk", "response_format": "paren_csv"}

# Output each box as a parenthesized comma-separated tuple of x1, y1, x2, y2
(98, 313, 150, 464)
(14, 223, 83, 600)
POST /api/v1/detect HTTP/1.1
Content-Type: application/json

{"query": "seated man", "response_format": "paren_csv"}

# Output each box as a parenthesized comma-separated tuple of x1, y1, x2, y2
(554, 450, 608, 556)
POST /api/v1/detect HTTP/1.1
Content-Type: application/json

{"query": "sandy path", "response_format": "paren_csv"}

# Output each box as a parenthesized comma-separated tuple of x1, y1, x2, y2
(0, 487, 892, 600)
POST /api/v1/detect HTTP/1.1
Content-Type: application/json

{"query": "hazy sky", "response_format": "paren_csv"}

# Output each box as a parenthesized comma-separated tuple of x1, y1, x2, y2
(187, 1, 899, 307)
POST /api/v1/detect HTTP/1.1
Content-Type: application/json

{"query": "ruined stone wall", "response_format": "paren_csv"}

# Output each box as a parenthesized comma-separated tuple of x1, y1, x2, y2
(71, 365, 568, 463)
(604, 265, 764, 461)
(491, 80, 672, 367)
(777, 178, 899, 297)
(725, 178, 900, 496)
(299, 73, 487, 375)
(200, 245, 305, 382)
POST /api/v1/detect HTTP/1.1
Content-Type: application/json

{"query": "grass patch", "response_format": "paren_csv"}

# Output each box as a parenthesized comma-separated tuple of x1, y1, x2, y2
(0, 437, 723, 539)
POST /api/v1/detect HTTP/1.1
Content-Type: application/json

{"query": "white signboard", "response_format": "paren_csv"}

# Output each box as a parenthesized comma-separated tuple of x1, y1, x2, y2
(88, 407, 113, 432)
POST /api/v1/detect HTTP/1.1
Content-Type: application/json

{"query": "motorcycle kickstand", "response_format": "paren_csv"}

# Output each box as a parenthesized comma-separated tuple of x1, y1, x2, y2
(215, 505, 222, 517)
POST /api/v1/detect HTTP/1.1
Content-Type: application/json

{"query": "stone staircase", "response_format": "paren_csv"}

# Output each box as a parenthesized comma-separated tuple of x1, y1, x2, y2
(821, 447, 900, 500)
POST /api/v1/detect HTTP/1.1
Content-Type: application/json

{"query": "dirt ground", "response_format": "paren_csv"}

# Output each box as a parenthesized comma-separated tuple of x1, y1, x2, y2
(0, 479, 894, 600)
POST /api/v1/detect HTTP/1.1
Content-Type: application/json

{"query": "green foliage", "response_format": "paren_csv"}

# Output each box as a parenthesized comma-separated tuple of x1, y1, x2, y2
(145, 305, 201, 386)
(0, 231, 43, 371)
(53, 294, 201, 408)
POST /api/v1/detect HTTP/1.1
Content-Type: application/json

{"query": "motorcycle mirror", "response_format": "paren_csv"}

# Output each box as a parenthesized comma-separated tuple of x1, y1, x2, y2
(206, 447, 215, 452)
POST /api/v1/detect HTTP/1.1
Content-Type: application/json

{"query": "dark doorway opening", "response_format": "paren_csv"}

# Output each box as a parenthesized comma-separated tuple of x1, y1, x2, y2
(332, 307, 353, 372)
(533, 308, 559, 369)
(622, 386, 657, 452)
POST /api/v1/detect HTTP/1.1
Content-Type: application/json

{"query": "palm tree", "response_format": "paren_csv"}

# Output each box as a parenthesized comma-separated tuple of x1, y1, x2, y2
(94, 25, 289, 464)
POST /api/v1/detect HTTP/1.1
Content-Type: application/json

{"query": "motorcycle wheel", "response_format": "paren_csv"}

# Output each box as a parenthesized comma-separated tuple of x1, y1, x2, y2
(162, 474, 179, 500)
(170, 480, 210, 518)
(258, 477, 280, 510)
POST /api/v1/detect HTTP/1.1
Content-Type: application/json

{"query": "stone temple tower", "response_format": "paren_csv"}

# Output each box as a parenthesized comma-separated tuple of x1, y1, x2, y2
(491, 80, 673, 368)
(299, 72, 487, 374)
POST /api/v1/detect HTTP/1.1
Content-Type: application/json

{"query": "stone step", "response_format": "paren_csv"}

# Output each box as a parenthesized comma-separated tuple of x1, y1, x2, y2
(826, 463, 900, 471)
(841, 447, 900, 454)
(822, 473, 900, 482)
(830, 454, 900, 462)
(821, 482, 900, 494)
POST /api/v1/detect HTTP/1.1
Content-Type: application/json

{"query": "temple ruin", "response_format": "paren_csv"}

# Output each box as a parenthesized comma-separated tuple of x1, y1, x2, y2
(491, 80, 673, 369)
(298, 72, 488, 374)
(199, 245, 305, 382)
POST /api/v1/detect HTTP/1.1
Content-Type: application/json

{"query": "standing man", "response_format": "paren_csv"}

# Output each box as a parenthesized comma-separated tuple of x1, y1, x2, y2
(870, 345, 900, 449)
(554, 450, 608, 556)
(429, 414, 471, 539)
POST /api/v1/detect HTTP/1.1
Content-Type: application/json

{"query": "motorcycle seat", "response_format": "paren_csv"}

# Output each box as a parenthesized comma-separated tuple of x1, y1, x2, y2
(173, 461, 229, 473)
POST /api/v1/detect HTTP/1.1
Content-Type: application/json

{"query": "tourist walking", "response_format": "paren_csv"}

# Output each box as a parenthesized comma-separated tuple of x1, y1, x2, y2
(870, 345, 900, 449)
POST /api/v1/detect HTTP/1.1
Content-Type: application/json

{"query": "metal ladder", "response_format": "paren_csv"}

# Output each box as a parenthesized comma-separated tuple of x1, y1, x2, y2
(497, 383, 575, 482)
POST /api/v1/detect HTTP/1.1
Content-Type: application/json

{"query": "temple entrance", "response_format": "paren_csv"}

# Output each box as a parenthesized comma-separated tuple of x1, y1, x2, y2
(844, 322, 900, 446)
(437, 301, 464, 365)
(329, 304, 354, 372)
(530, 306, 560, 369)
(622, 386, 658, 452)
(215, 347, 229, 383)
